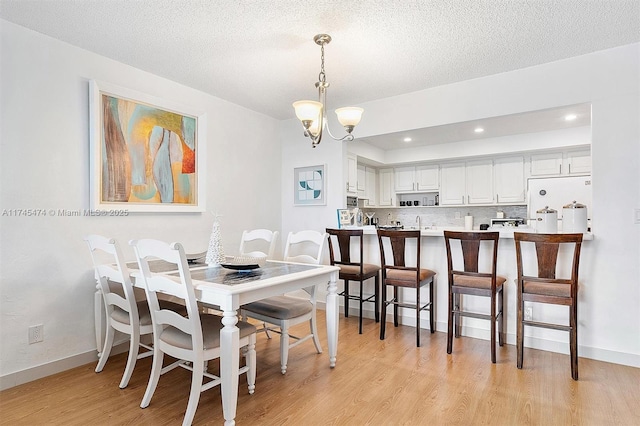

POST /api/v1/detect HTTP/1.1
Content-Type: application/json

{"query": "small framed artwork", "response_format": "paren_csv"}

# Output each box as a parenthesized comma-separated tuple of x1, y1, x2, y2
(337, 209, 352, 228)
(89, 80, 207, 213)
(294, 165, 326, 206)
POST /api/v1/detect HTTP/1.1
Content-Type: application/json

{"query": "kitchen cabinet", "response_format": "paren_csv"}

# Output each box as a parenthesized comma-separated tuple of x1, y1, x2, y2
(494, 155, 525, 203)
(378, 168, 394, 206)
(364, 167, 377, 206)
(440, 162, 466, 205)
(394, 165, 439, 192)
(530, 152, 563, 176)
(466, 160, 493, 204)
(357, 165, 366, 195)
(566, 149, 591, 175)
(530, 149, 591, 176)
(346, 154, 358, 195)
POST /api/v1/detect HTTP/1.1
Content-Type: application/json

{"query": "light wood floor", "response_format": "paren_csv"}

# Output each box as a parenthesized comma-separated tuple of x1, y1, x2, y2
(2, 312, 639, 425)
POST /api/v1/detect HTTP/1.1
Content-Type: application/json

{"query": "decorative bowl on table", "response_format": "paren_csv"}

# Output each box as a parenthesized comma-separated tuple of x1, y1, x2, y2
(220, 255, 267, 271)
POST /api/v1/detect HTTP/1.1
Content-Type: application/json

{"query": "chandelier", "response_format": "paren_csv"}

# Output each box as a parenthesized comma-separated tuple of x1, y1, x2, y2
(293, 34, 364, 148)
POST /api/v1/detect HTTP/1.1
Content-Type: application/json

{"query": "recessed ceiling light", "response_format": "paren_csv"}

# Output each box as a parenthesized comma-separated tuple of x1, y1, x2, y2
(565, 114, 577, 121)
(474, 127, 484, 133)
(403, 137, 412, 142)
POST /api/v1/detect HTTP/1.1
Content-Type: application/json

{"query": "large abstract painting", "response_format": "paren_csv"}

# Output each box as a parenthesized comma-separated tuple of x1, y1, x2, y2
(294, 165, 326, 206)
(89, 80, 206, 212)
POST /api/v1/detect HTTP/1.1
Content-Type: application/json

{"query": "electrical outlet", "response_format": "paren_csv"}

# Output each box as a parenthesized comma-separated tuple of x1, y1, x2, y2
(524, 306, 533, 321)
(28, 324, 44, 344)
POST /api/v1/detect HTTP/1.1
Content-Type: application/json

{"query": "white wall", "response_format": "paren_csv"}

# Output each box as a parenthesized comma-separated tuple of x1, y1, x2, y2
(0, 21, 282, 387)
(281, 43, 640, 366)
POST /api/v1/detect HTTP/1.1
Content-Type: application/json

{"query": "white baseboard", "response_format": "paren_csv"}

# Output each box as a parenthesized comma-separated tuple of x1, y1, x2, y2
(0, 342, 129, 391)
(317, 301, 640, 368)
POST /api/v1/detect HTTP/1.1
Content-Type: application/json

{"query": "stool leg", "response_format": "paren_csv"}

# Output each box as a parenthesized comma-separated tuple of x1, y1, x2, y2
(517, 291, 524, 370)
(429, 278, 435, 333)
(393, 286, 399, 327)
(344, 280, 349, 317)
(570, 301, 578, 380)
(380, 280, 387, 340)
(454, 293, 461, 338)
(416, 286, 421, 347)
(374, 274, 380, 323)
(358, 280, 364, 334)
(498, 287, 505, 346)
(447, 285, 454, 354)
(490, 292, 496, 364)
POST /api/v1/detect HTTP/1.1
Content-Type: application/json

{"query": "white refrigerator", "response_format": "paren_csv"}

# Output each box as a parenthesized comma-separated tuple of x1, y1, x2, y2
(527, 176, 592, 231)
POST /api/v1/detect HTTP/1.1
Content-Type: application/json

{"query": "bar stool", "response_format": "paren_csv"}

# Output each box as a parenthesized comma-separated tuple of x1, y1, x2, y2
(514, 232, 583, 380)
(326, 228, 380, 334)
(377, 229, 435, 347)
(443, 231, 506, 363)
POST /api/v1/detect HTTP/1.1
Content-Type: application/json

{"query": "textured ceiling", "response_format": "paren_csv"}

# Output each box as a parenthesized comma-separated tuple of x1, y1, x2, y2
(1, 0, 639, 144)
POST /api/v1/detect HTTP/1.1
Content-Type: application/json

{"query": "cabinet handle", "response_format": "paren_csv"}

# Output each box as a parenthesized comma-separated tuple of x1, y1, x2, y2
(462, 196, 465, 204)
(559, 164, 562, 174)
(496, 194, 499, 203)
(569, 164, 571, 174)
(467, 195, 470, 204)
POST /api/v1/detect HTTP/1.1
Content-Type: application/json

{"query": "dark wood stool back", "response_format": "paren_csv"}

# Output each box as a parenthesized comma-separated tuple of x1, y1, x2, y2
(326, 228, 380, 334)
(377, 229, 436, 347)
(443, 231, 506, 363)
(514, 232, 583, 380)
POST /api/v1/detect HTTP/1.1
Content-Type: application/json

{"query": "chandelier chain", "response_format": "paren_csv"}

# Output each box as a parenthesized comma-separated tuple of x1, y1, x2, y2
(318, 43, 326, 84)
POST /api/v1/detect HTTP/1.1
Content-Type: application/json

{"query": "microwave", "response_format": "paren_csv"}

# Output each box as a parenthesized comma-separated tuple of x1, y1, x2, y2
(346, 196, 358, 207)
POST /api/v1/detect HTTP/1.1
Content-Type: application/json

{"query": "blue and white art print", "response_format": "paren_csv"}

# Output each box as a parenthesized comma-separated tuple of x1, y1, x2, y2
(294, 165, 326, 206)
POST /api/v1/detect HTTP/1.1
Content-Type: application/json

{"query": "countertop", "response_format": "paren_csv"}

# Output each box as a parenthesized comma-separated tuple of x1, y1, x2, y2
(342, 225, 594, 240)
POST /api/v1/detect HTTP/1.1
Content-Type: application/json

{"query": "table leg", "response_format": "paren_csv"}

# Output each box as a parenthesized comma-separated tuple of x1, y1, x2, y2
(220, 309, 240, 426)
(326, 270, 339, 367)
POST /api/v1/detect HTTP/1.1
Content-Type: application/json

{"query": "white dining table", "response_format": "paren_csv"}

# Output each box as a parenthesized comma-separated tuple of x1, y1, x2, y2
(94, 260, 340, 425)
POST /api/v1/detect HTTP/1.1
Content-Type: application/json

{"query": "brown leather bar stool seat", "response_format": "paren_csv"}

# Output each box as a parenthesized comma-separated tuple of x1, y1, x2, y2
(377, 229, 435, 347)
(443, 231, 506, 363)
(514, 232, 583, 380)
(326, 228, 380, 334)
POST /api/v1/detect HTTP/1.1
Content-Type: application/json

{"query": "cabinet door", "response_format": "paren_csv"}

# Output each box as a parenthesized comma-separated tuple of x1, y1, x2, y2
(466, 160, 494, 204)
(416, 165, 439, 191)
(364, 167, 377, 206)
(440, 163, 466, 205)
(357, 165, 366, 193)
(378, 168, 394, 206)
(531, 152, 563, 176)
(394, 166, 415, 192)
(494, 156, 525, 203)
(567, 149, 591, 175)
(346, 154, 358, 195)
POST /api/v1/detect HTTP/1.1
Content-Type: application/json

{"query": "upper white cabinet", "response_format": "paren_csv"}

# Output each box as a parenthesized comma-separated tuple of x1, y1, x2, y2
(378, 168, 394, 206)
(359, 166, 377, 206)
(394, 165, 439, 192)
(530, 152, 563, 176)
(357, 165, 366, 194)
(566, 149, 591, 175)
(466, 160, 494, 204)
(440, 162, 466, 205)
(346, 154, 358, 195)
(530, 149, 591, 176)
(494, 156, 525, 204)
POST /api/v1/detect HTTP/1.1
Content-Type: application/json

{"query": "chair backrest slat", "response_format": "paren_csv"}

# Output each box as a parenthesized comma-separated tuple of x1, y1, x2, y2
(240, 229, 279, 260)
(444, 231, 500, 277)
(326, 228, 364, 271)
(85, 234, 139, 324)
(131, 239, 203, 351)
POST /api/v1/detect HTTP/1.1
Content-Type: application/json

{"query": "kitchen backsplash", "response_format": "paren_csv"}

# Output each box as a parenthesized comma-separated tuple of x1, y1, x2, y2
(362, 205, 528, 229)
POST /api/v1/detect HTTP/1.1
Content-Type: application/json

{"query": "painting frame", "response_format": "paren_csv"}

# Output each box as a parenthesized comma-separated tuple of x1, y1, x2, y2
(293, 164, 326, 206)
(337, 209, 352, 228)
(89, 80, 207, 213)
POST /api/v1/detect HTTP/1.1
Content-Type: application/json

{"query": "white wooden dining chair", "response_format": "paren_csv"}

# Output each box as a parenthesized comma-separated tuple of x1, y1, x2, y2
(239, 229, 280, 259)
(84, 234, 167, 389)
(241, 230, 327, 374)
(130, 238, 257, 426)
